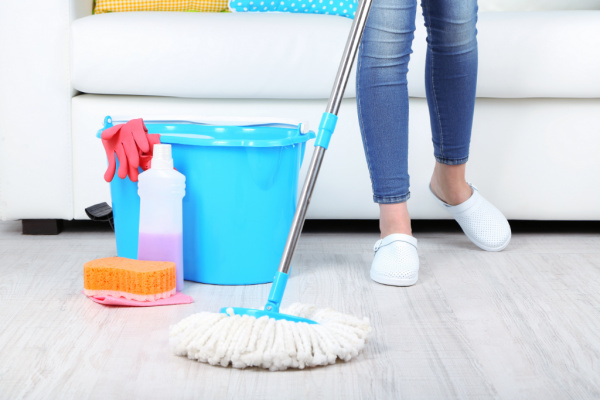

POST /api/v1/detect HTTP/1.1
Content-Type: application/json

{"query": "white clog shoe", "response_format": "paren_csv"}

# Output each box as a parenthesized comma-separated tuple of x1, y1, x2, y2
(371, 233, 419, 286)
(430, 183, 511, 251)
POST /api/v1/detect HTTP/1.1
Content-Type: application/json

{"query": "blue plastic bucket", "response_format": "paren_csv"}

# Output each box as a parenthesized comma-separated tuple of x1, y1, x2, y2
(98, 117, 315, 285)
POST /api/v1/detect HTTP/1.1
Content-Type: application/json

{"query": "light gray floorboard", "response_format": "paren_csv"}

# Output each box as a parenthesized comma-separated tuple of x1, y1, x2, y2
(0, 221, 598, 400)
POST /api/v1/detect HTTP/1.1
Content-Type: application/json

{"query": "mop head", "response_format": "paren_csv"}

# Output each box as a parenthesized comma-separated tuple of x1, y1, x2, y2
(169, 303, 371, 371)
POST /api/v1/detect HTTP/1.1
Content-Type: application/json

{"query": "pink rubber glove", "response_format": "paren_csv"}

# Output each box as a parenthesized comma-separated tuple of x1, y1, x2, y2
(140, 133, 162, 171)
(101, 118, 160, 182)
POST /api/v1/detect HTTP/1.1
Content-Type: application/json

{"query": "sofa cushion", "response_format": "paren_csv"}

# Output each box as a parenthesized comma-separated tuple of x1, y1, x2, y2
(71, 11, 600, 99)
(72, 12, 354, 99)
(228, 0, 357, 18)
(94, 0, 229, 14)
(472, 11, 600, 98)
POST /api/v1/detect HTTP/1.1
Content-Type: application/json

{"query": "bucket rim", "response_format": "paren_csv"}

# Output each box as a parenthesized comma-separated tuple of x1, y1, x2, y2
(97, 117, 316, 147)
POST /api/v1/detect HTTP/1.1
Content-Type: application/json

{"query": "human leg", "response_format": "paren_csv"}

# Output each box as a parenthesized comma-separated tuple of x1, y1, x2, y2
(421, 0, 478, 167)
(420, 0, 478, 204)
(356, 0, 418, 206)
(356, 0, 418, 237)
(356, 0, 420, 284)
(421, 0, 510, 250)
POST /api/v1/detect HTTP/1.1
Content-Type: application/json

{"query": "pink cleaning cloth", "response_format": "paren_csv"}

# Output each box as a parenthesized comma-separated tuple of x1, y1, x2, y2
(85, 291, 193, 307)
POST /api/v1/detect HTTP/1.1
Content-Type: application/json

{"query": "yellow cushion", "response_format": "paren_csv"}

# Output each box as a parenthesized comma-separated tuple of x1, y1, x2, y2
(94, 0, 229, 14)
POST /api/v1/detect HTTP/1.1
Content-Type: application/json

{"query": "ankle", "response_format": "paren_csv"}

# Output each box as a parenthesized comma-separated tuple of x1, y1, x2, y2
(380, 224, 412, 238)
(430, 163, 472, 206)
(379, 203, 412, 238)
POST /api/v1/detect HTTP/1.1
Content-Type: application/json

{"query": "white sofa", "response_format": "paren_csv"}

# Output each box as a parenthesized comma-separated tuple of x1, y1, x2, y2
(1, 0, 599, 227)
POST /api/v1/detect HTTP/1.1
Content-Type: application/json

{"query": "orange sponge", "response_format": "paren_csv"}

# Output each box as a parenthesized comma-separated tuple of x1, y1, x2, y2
(84, 257, 176, 301)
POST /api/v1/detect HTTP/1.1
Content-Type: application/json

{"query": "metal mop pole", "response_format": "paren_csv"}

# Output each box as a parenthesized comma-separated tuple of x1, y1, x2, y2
(264, 0, 374, 312)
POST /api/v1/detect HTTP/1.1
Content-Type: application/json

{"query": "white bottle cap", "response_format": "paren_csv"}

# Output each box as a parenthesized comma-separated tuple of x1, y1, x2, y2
(152, 144, 174, 170)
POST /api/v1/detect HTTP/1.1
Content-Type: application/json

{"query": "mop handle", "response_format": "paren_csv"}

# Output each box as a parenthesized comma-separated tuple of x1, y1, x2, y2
(277, 0, 374, 274)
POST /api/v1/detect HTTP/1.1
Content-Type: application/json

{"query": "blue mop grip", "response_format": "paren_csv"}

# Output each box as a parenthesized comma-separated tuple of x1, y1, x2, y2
(314, 112, 338, 149)
(265, 271, 289, 313)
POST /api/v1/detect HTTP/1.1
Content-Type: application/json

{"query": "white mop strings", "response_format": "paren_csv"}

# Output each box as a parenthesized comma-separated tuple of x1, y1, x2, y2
(169, 303, 372, 371)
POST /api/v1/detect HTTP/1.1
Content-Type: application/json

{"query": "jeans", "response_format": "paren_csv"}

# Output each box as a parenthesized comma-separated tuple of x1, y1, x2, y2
(356, 0, 478, 204)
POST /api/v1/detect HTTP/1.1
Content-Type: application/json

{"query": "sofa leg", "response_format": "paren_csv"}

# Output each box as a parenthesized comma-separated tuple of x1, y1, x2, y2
(22, 219, 63, 235)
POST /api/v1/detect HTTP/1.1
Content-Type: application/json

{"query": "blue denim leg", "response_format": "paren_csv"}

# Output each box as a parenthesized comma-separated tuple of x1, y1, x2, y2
(357, 0, 479, 204)
(356, 0, 417, 204)
(422, 0, 478, 165)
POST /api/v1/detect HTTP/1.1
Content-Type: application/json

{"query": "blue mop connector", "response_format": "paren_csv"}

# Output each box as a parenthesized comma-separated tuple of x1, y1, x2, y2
(314, 112, 338, 150)
(265, 271, 289, 313)
(220, 271, 317, 324)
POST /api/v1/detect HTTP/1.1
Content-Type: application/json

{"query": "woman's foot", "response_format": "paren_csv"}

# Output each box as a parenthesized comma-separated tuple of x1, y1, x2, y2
(371, 234, 419, 286)
(372, 203, 419, 286)
(429, 162, 511, 251)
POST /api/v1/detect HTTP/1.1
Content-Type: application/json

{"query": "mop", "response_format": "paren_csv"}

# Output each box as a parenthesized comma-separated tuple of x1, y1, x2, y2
(169, 0, 374, 371)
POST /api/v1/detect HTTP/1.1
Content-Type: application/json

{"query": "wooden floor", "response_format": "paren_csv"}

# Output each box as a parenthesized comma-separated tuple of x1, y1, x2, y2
(1, 220, 599, 400)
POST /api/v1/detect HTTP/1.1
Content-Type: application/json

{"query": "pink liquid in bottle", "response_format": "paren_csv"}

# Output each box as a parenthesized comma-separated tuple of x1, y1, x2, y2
(138, 232, 184, 292)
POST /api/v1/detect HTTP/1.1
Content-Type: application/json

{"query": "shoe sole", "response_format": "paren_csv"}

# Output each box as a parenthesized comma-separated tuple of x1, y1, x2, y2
(370, 271, 418, 287)
(461, 228, 511, 252)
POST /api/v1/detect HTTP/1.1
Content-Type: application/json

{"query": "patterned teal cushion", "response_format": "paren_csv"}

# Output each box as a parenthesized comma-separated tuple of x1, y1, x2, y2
(228, 0, 356, 18)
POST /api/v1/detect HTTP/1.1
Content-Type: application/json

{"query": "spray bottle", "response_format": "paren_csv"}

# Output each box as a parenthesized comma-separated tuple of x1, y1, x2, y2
(137, 144, 186, 292)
